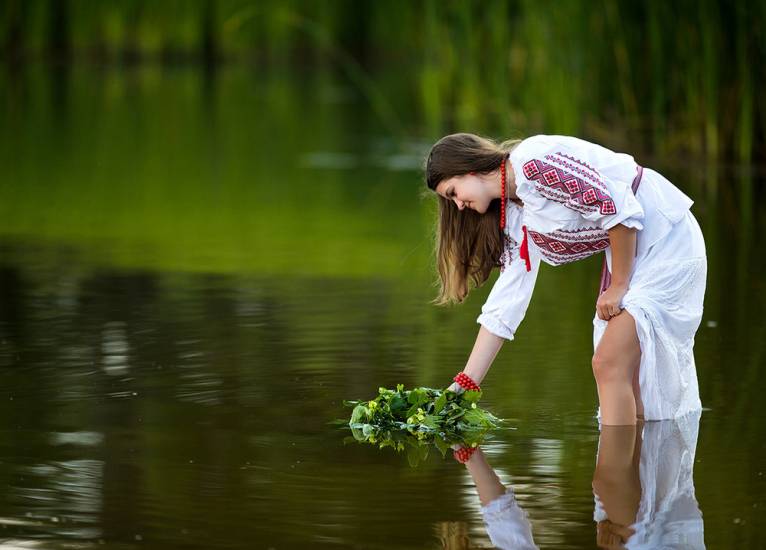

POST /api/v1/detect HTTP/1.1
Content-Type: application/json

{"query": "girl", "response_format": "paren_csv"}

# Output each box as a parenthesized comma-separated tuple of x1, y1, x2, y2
(426, 133, 706, 425)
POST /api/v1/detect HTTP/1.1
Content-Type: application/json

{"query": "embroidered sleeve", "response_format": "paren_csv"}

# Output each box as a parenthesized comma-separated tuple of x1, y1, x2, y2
(518, 145, 644, 230)
(477, 234, 540, 341)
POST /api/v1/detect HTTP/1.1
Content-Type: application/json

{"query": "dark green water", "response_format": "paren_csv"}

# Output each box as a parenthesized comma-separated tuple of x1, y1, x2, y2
(0, 65, 765, 549)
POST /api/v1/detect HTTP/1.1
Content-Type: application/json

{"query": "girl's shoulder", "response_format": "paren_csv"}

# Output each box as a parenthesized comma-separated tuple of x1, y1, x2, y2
(511, 134, 552, 159)
(512, 134, 602, 162)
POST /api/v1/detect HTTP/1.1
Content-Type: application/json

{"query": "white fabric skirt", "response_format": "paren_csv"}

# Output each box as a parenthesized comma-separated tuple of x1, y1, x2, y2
(593, 210, 707, 421)
(593, 411, 704, 548)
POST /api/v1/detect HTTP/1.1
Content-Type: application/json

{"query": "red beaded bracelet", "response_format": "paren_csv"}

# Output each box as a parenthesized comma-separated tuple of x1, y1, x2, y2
(453, 446, 478, 463)
(453, 372, 481, 392)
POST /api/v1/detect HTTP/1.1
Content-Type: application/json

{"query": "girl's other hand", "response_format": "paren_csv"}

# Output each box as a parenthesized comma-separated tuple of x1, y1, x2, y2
(597, 284, 628, 321)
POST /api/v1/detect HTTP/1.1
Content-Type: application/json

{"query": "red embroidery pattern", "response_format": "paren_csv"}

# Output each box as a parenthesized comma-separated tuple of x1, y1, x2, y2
(528, 227, 609, 265)
(553, 152, 600, 180)
(522, 156, 616, 216)
(544, 154, 606, 191)
(498, 233, 517, 272)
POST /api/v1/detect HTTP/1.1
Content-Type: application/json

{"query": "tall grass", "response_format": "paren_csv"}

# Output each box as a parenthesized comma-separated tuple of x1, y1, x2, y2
(1, 0, 763, 162)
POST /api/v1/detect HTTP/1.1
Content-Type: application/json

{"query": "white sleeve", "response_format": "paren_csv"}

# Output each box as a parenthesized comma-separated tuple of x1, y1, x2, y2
(476, 232, 540, 341)
(480, 488, 538, 550)
(514, 138, 645, 231)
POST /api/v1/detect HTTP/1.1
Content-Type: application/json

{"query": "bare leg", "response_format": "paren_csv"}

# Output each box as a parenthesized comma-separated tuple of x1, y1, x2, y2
(592, 311, 642, 426)
(633, 359, 644, 420)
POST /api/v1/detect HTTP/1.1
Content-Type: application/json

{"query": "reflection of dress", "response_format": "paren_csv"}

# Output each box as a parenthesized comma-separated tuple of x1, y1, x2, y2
(594, 411, 705, 549)
(476, 135, 707, 420)
(479, 413, 704, 549)
(480, 488, 538, 550)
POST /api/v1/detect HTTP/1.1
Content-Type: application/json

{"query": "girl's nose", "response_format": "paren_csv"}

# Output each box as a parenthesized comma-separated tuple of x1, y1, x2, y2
(456, 200, 465, 210)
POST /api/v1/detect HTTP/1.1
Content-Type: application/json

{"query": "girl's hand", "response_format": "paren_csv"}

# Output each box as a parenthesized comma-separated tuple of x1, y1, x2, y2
(447, 381, 465, 394)
(597, 284, 628, 321)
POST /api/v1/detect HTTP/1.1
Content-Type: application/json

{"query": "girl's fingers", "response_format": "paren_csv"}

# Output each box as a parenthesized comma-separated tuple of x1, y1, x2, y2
(598, 301, 623, 321)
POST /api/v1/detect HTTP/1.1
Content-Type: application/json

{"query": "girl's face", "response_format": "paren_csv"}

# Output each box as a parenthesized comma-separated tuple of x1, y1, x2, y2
(434, 173, 496, 214)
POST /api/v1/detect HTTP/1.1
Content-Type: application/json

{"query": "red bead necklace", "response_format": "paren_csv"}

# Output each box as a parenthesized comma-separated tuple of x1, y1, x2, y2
(499, 156, 507, 230)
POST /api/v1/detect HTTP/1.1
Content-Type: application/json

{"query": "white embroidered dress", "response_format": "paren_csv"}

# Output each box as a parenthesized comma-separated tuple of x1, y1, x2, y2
(477, 135, 706, 421)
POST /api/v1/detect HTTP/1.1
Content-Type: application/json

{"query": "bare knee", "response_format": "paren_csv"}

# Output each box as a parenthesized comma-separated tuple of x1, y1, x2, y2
(592, 353, 628, 385)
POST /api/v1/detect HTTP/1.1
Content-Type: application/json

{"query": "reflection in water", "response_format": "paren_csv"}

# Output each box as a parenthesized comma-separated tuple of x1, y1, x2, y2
(593, 412, 705, 549)
(0, 47, 762, 546)
(12, 457, 104, 543)
(460, 444, 537, 550)
(455, 413, 703, 550)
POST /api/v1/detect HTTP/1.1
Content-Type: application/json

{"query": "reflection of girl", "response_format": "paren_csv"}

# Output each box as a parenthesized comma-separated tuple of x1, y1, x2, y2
(592, 412, 705, 549)
(452, 445, 538, 550)
(453, 412, 703, 549)
(426, 134, 706, 424)
(592, 423, 643, 548)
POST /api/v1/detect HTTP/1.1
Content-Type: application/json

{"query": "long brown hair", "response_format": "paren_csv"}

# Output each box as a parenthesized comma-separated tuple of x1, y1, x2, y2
(424, 133, 521, 305)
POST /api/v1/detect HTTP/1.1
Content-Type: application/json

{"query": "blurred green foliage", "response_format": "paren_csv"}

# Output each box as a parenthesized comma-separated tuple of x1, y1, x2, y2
(1, 0, 764, 161)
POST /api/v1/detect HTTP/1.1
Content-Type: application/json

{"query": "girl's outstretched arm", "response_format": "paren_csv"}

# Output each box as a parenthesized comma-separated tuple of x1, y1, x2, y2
(457, 325, 505, 387)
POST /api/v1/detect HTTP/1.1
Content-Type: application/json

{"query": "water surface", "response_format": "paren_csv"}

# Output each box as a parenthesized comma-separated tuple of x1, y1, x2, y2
(0, 65, 764, 549)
